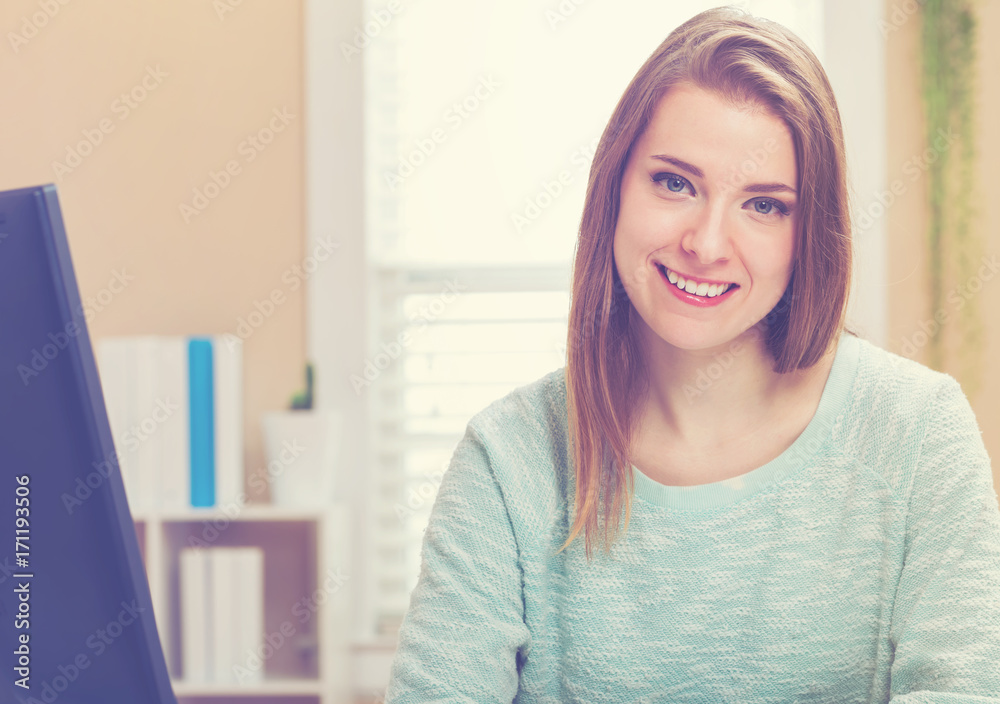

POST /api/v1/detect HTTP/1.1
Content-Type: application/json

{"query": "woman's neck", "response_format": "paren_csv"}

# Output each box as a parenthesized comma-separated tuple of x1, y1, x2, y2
(636, 324, 836, 449)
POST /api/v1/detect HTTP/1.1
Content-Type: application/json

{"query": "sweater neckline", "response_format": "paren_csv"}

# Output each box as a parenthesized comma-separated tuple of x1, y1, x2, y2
(630, 331, 860, 511)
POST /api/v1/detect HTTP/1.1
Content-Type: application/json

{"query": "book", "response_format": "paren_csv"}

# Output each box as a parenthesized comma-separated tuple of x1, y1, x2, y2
(188, 338, 216, 507)
(134, 336, 160, 512)
(236, 546, 265, 684)
(208, 546, 265, 683)
(180, 548, 211, 682)
(213, 336, 244, 508)
(158, 336, 190, 511)
(211, 548, 237, 682)
(95, 337, 136, 508)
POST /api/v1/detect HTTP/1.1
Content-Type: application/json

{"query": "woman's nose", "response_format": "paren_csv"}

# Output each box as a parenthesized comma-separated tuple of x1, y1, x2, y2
(679, 203, 732, 264)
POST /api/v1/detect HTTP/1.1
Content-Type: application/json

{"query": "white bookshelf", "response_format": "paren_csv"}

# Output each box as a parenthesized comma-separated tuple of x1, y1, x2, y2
(133, 502, 353, 704)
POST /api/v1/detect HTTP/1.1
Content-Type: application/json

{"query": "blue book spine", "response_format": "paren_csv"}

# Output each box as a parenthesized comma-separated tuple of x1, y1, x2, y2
(188, 338, 215, 507)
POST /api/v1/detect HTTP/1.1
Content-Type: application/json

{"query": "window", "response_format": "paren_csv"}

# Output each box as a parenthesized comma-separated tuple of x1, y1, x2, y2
(368, 267, 569, 632)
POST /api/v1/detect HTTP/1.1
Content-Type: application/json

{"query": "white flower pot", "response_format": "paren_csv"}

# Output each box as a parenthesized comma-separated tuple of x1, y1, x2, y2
(260, 410, 341, 507)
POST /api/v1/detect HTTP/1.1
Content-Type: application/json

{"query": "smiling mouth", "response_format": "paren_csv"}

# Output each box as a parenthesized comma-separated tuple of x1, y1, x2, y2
(656, 264, 740, 298)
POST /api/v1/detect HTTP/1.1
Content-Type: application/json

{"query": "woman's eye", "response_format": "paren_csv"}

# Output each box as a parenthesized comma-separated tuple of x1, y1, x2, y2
(748, 198, 789, 218)
(653, 173, 691, 194)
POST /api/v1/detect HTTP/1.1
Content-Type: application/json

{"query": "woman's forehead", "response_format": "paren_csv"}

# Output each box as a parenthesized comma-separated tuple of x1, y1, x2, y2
(635, 85, 797, 184)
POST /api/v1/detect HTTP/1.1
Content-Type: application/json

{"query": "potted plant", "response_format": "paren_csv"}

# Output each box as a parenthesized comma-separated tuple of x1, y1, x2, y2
(260, 361, 341, 506)
(289, 362, 315, 410)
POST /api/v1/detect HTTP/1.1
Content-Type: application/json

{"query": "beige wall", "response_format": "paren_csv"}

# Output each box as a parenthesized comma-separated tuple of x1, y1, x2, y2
(886, 0, 1000, 482)
(0, 0, 305, 499)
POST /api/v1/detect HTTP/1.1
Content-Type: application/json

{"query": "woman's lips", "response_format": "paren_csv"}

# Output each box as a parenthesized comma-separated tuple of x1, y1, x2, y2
(657, 264, 739, 307)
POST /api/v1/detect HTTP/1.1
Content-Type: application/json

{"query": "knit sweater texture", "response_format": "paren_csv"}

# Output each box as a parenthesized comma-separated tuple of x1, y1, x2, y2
(384, 331, 1000, 703)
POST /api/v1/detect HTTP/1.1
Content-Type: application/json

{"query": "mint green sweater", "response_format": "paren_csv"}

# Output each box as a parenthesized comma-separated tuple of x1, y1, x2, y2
(384, 332, 1000, 703)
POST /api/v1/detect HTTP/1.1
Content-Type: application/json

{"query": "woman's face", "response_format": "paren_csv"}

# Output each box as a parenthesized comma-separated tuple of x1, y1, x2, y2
(613, 82, 798, 357)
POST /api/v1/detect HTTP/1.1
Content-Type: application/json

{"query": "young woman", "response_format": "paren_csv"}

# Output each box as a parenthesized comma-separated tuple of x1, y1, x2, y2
(385, 7, 1000, 703)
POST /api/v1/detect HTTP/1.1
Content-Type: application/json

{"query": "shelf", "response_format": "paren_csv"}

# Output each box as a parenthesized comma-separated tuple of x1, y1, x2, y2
(130, 502, 353, 703)
(173, 677, 328, 696)
(133, 504, 332, 522)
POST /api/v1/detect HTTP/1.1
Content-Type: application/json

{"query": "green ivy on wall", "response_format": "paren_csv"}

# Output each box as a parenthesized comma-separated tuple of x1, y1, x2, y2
(920, 0, 981, 393)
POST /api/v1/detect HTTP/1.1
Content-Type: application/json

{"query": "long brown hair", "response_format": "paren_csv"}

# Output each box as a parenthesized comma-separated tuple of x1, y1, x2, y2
(558, 6, 853, 560)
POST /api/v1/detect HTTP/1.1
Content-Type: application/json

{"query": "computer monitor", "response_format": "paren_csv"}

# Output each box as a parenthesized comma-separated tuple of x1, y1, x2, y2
(0, 184, 177, 703)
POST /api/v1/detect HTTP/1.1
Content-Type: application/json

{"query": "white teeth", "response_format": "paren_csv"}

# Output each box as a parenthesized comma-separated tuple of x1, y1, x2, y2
(662, 266, 733, 298)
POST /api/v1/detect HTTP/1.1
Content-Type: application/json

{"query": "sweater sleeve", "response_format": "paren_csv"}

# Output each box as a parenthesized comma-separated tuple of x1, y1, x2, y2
(383, 424, 531, 704)
(889, 376, 1000, 702)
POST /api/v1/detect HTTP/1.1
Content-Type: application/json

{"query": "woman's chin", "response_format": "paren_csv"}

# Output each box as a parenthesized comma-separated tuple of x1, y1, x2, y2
(640, 320, 766, 358)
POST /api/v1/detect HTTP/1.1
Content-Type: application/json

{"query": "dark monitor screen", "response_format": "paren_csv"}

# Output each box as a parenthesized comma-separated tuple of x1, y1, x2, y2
(0, 184, 176, 704)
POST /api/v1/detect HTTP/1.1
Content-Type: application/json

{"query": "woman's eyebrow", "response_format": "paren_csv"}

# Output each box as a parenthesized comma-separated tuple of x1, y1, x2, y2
(650, 154, 797, 195)
(651, 154, 703, 178)
(742, 182, 797, 195)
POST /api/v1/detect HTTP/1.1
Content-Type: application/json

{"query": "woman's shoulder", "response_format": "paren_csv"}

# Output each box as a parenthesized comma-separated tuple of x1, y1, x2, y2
(850, 332, 961, 401)
(467, 365, 567, 432)
(843, 332, 974, 448)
